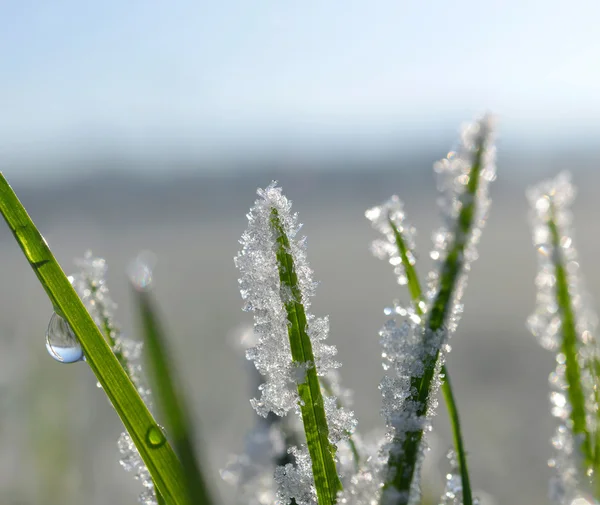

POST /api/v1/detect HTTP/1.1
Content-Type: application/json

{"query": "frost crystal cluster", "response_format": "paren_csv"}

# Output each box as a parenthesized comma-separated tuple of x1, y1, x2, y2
(438, 450, 480, 505)
(233, 183, 357, 505)
(368, 115, 496, 505)
(70, 251, 158, 505)
(221, 326, 302, 505)
(527, 172, 600, 504)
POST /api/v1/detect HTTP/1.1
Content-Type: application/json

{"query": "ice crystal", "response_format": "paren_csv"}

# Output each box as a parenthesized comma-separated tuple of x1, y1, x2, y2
(71, 251, 157, 504)
(438, 449, 481, 505)
(378, 321, 444, 505)
(234, 183, 356, 504)
(274, 446, 317, 505)
(370, 115, 496, 504)
(222, 325, 301, 505)
(527, 172, 600, 504)
(221, 421, 288, 505)
(338, 447, 386, 505)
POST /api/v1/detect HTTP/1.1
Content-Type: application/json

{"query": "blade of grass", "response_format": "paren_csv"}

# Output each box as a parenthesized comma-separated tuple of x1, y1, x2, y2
(0, 173, 189, 505)
(384, 127, 488, 503)
(132, 286, 213, 505)
(271, 207, 343, 505)
(388, 217, 472, 505)
(547, 206, 592, 464)
(81, 265, 166, 505)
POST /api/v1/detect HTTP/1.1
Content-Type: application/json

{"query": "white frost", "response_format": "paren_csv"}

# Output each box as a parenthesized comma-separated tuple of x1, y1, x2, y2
(369, 115, 496, 504)
(527, 172, 600, 504)
(234, 183, 357, 504)
(71, 251, 157, 505)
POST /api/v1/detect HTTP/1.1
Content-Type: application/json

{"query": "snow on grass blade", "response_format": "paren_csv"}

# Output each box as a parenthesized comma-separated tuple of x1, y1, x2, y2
(131, 276, 214, 505)
(368, 116, 496, 505)
(235, 183, 357, 505)
(366, 198, 473, 505)
(0, 173, 190, 505)
(527, 172, 600, 502)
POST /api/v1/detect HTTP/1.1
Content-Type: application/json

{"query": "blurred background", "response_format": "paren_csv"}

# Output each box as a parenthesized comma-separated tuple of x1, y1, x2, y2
(2, 1, 600, 504)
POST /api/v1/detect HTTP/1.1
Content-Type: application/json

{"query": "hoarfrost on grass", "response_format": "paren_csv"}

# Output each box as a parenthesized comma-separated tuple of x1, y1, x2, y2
(71, 251, 158, 505)
(371, 115, 496, 504)
(438, 449, 481, 505)
(233, 183, 357, 504)
(527, 172, 600, 504)
(366, 196, 417, 287)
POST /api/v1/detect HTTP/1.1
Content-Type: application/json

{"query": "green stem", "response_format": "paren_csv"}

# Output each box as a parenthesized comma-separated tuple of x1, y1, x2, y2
(0, 174, 189, 505)
(440, 370, 472, 504)
(547, 207, 592, 466)
(271, 208, 342, 505)
(87, 279, 167, 505)
(135, 290, 213, 505)
(383, 133, 486, 504)
(387, 218, 472, 505)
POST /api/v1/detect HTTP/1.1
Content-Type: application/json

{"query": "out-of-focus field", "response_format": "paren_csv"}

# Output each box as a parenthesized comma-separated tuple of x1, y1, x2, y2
(2, 155, 600, 505)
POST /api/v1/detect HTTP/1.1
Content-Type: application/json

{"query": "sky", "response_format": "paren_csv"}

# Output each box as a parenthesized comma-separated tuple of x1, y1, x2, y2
(2, 1, 600, 179)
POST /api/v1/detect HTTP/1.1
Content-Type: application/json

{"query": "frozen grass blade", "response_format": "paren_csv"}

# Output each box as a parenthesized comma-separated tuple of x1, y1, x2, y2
(367, 199, 473, 505)
(0, 173, 189, 505)
(270, 207, 343, 505)
(235, 183, 356, 505)
(368, 117, 495, 505)
(132, 283, 213, 505)
(385, 214, 473, 505)
(546, 212, 588, 444)
(70, 251, 164, 504)
(528, 172, 600, 502)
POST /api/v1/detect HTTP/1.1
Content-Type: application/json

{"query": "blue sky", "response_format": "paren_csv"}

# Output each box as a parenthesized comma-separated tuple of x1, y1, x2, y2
(2, 1, 600, 178)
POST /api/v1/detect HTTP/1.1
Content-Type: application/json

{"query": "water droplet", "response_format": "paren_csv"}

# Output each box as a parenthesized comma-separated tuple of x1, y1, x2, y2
(128, 251, 157, 291)
(45, 312, 83, 363)
(145, 425, 167, 448)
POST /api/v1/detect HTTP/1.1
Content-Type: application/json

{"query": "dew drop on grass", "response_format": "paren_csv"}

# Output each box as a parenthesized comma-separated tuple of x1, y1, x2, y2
(145, 425, 167, 448)
(128, 251, 157, 291)
(45, 312, 83, 363)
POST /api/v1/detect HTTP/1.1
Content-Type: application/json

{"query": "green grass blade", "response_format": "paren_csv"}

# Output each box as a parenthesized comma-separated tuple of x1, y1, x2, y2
(528, 173, 600, 497)
(383, 123, 490, 503)
(0, 173, 189, 505)
(388, 218, 423, 307)
(132, 287, 214, 505)
(271, 207, 343, 505)
(79, 258, 167, 505)
(387, 217, 473, 505)
(546, 208, 591, 460)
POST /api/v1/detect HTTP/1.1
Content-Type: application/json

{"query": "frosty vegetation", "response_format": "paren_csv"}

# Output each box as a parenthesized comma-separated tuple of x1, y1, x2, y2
(12, 113, 600, 505)
(224, 115, 497, 505)
(366, 116, 496, 505)
(528, 172, 600, 504)
(71, 252, 159, 505)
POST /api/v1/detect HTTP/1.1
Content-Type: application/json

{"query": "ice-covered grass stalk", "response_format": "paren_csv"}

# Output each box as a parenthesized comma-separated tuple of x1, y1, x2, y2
(0, 174, 190, 505)
(527, 172, 600, 502)
(235, 183, 356, 505)
(69, 252, 164, 505)
(366, 198, 472, 505)
(371, 116, 496, 505)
